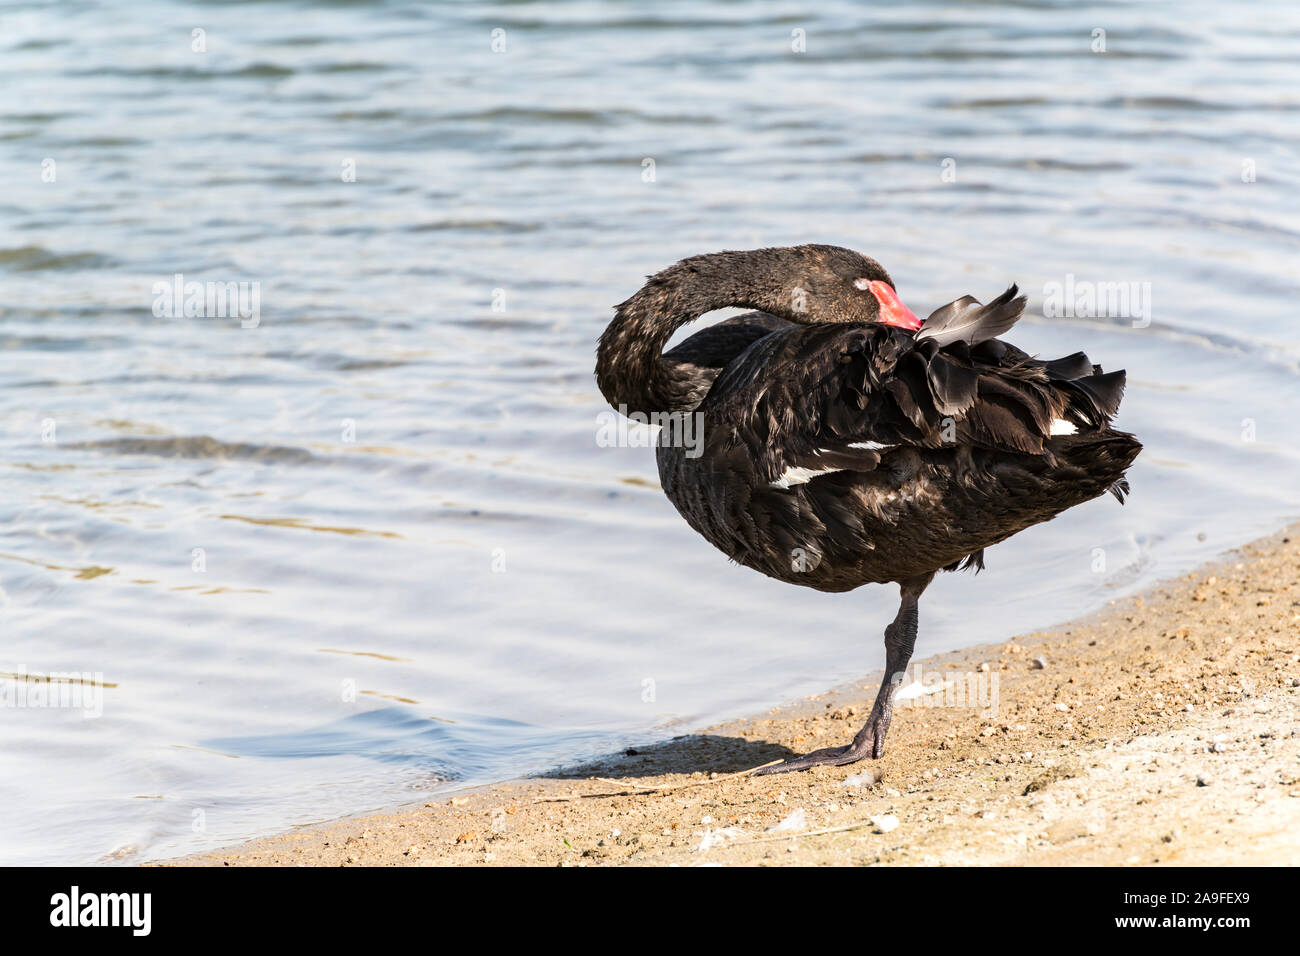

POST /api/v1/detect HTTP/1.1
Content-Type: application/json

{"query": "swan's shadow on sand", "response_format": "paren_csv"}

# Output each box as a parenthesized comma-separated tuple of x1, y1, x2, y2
(201, 705, 794, 784)
(540, 734, 796, 780)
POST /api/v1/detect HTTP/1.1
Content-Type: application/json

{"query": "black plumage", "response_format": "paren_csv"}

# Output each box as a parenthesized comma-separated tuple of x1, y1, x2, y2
(596, 245, 1141, 773)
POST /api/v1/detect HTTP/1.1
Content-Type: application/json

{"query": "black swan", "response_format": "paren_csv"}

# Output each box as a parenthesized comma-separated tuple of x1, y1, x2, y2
(595, 245, 1141, 774)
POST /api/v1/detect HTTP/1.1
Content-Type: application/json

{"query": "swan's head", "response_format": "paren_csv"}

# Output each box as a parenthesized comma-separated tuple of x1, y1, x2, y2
(775, 244, 922, 329)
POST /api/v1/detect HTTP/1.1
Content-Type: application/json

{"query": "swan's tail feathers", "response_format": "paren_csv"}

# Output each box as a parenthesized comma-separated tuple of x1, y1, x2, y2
(1055, 429, 1143, 505)
(915, 285, 1026, 348)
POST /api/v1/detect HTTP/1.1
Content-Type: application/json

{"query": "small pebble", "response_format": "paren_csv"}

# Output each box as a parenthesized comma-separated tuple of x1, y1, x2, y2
(1032, 657, 1047, 670)
(870, 814, 900, 834)
(1196, 774, 1213, 787)
(842, 770, 879, 788)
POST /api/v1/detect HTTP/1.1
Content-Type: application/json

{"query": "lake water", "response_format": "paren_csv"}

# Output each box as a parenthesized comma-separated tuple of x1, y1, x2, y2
(2, 0, 1298, 864)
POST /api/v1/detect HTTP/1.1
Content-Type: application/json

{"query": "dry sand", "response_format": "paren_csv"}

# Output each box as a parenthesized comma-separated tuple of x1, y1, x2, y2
(176, 526, 1300, 866)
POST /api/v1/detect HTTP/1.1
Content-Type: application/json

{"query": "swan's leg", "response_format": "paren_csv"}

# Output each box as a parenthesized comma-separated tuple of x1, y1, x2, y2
(753, 573, 933, 775)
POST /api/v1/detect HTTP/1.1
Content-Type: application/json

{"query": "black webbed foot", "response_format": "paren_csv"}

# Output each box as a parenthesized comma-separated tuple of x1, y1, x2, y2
(751, 713, 888, 776)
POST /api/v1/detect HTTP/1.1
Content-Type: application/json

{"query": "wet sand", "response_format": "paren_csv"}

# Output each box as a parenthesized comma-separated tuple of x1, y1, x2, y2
(176, 525, 1300, 866)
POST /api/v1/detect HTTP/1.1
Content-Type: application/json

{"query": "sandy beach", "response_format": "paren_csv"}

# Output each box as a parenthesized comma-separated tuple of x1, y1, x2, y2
(177, 525, 1300, 867)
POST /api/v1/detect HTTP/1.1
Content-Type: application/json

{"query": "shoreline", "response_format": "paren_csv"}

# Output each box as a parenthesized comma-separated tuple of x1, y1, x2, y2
(173, 524, 1300, 866)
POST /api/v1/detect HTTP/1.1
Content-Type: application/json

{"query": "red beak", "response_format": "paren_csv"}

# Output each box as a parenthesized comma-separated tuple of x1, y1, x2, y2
(866, 280, 922, 331)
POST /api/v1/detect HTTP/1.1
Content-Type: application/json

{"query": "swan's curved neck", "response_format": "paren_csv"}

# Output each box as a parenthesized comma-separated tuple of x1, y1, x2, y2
(595, 252, 798, 416)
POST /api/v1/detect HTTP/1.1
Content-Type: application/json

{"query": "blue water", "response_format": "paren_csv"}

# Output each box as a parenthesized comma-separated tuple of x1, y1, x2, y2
(2, 0, 1298, 864)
